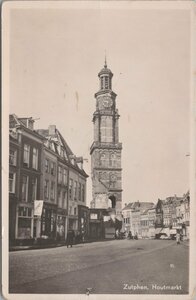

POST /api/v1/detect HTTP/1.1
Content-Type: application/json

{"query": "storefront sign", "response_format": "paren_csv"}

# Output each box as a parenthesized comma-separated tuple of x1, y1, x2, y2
(103, 216, 110, 222)
(34, 200, 44, 216)
(90, 213, 98, 220)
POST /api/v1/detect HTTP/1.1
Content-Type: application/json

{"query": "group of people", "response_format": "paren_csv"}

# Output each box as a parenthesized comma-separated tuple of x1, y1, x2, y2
(115, 230, 138, 240)
(66, 230, 85, 248)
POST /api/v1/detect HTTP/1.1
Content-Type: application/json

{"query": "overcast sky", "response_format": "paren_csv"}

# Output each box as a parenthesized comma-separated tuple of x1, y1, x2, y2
(8, 3, 191, 207)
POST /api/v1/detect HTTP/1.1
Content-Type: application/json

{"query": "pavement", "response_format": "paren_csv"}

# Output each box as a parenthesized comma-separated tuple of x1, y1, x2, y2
(9, 239, 189, 295)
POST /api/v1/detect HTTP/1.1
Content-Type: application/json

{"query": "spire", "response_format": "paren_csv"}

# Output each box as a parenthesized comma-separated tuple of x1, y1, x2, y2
(104, 51, 107, 68)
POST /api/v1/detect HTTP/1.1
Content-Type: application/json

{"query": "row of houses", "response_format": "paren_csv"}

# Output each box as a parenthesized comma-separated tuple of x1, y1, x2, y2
(122, 192, 190, 239)
(9, 114, 89, 245)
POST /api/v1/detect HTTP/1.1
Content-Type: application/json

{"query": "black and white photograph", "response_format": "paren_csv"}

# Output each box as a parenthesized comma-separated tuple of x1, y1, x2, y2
(2, 1, 196, 299)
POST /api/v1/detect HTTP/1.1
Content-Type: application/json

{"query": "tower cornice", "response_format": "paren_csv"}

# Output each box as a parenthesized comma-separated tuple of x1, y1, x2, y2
(90, 141, 122, 154)
(95, 90, 117, 98)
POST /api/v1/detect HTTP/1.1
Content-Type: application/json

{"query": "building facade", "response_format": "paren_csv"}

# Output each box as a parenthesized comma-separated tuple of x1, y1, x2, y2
(37, 125, 88, 240)
(90, 61, 122, 219)
(9, 115, 44, 242)
(9, 115, 88, 245)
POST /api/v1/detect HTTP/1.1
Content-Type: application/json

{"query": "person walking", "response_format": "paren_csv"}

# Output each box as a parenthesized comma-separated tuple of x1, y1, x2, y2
(176, 232, 180, 245)
(66, 229, 75, 248)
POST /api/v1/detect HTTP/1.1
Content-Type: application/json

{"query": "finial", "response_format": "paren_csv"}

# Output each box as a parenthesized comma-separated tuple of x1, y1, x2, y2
(104, 50, 107, 68)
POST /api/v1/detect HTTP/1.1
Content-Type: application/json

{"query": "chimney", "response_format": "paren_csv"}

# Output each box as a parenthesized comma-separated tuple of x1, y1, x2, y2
(69, 155, 76, 165)
(48, 125, 56, 136)
(76, 156, 83, 169)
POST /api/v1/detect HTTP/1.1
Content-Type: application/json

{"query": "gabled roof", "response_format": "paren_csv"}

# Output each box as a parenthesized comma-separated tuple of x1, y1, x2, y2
(122, 201, 154, 211)
(36, 126, 88, 178)
(9, 114, 45, 141)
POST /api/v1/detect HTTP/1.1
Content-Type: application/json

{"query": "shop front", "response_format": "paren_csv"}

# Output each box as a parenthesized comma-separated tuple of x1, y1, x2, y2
(40, 203, 57, 239)
(56, 208, 67, 241)
(78, 205, 89, 242)
(16, 204, 34, 245)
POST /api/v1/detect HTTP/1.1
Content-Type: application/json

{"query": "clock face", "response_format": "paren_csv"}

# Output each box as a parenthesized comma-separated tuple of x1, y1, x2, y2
(102, 96, 112, 108)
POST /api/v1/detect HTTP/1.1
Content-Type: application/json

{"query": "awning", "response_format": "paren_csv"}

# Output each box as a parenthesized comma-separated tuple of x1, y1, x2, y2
(155, 228, 162, 234)
(170, 229, 177, 234)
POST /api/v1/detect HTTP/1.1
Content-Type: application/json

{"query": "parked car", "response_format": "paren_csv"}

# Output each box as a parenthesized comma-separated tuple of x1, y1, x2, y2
(159, 233, 170, 240)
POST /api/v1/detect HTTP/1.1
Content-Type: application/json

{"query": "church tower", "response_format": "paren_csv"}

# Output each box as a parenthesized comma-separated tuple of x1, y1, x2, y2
(90, 60, 122, 218)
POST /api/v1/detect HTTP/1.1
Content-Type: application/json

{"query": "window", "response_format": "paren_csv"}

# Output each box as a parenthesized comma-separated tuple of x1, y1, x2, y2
(18, 207, 32, 238)
(32, 178, 37, 201)
(82, 184, 85, 202)
(23, 144, 30, 167)
(69, 179, 73, 200)
(100, 77, 104, 89)
(51, 162, 56, 176)
(21, 175, 29, 201)
(78, 183, 81, 201)
(105, 76, 109, 89)
(58, 166, 62, 183)
(45, 159, 49, 173)
(69, 206, 72, 215)
(9, 149, 17, 166)
(74, 207, 77, 215)
(100, 153, 107, 167)
(50, 181, 55, 200)
(44, 180, 49, 199)
(58, 189, 62, 207)
(74, 181, 77, 200)
(63, 169, 67, 185)
(109, 153, 116, 167)
(32, 148, 38, 170)
(9, 172, 16, 193)
(63, 191, 67, 208)
(18, 207, 32, 217)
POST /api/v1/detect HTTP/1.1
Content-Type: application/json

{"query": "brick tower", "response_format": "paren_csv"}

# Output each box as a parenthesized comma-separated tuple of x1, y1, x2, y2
(90, 59, 122, 218)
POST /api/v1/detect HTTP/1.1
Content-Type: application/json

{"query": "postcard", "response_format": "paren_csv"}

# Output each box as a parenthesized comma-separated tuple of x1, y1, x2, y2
(2, 1, 196, 300)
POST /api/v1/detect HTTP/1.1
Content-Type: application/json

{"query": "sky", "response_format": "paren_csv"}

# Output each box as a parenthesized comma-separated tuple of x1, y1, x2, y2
(8, 3, 191, 207)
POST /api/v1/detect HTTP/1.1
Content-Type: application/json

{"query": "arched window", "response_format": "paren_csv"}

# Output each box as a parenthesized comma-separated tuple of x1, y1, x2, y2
(109, 153, 116, 167)
(108, 195, 116, 209)
(110, 173, 117, 188)
(100, 152, 107, 166)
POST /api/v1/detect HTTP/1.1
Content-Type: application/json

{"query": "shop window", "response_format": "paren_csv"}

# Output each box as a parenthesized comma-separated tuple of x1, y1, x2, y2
(32, 148, 38, 170)
(18, 207, 32, 239)
(23, 144, 30, 167)
(9, 149, 17, 166)
(9, 172, 16, 193)
(21, 175, 29, 201)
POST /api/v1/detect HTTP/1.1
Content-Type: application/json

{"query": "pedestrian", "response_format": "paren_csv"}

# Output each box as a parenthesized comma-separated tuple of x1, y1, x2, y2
(176, 232, 180, 245)
(128, 231, 132, 240)
(66, 229, 75, 248)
